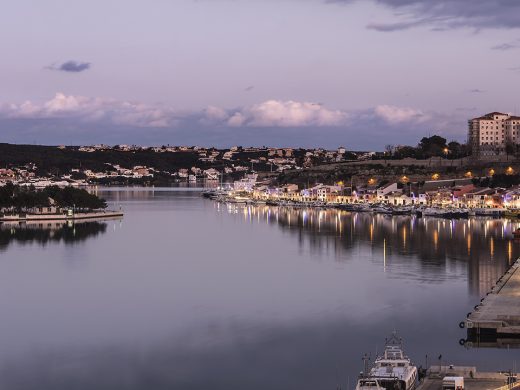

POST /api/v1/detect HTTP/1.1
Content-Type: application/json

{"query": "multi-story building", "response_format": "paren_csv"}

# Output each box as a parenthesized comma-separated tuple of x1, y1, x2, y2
(468, 112, 520, 156)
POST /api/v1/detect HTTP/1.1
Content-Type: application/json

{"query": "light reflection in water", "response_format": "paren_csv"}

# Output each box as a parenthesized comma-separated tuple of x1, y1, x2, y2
(222, 204, 520, 297)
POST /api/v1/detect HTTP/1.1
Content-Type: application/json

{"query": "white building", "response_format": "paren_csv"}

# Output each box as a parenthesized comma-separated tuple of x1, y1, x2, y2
(468, 112, 520, 156)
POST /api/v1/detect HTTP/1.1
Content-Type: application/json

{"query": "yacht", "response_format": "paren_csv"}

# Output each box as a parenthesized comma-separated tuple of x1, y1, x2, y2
(355, 332, 418, 390)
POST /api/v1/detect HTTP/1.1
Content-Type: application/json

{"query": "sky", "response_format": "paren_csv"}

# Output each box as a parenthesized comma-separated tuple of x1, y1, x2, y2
(1, 0, 520, 149)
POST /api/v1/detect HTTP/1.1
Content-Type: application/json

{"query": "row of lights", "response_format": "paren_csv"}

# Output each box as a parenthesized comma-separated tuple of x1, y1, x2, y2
(350, 166, 517, 187)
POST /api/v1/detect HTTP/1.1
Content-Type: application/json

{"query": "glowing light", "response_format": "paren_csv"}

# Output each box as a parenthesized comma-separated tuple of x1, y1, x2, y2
(506, 166, 514, 175)
(400, 176, 409, 184)
(431, 173, 440, 180)
(489, 168, 495, 176)
(368, 178, 376, 185)
(464, 171, 472, 178)
(383, 238, 387, 271)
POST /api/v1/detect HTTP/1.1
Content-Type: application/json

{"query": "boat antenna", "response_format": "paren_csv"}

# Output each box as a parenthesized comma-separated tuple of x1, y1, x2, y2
(362, 353, 371, 376)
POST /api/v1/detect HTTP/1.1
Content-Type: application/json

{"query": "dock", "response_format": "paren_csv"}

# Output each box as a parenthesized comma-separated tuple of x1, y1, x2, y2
(0, 210, 124, 223)
(418, 366, 517, 390)
(463, 259, 520, 348)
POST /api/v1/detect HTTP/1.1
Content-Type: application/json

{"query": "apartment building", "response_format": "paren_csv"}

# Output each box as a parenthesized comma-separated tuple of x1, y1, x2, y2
(468, 112, 520, 156)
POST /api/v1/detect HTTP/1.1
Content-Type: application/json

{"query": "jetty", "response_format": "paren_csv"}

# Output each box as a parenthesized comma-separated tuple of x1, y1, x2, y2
(462, 258, 520, 348)
(0, 210, 124, 223)
(418, 366, 518, 390)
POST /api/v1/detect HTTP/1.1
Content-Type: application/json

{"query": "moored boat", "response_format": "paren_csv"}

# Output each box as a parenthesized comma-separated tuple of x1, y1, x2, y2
(355, 332, 418, 390)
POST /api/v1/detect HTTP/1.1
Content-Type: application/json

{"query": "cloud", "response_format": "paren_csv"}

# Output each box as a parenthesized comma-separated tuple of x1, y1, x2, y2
(491, 39, 520, 50)
(330, 0, 520, 31)
(0, 93, 178, 128)
(230, 100, 348, 127)
(374, 105, 430, 124)
(47, 60, 91, 73)
(0, 94, 464, 149)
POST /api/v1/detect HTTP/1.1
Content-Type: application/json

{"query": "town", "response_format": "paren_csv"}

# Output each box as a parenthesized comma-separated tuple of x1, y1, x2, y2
(3, 112, 520, 218)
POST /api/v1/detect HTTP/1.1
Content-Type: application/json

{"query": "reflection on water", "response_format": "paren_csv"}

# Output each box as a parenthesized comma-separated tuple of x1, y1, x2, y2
(0, 189, 518, 390)
(0, 220, 118, 251)
(219, 204, 520, 297)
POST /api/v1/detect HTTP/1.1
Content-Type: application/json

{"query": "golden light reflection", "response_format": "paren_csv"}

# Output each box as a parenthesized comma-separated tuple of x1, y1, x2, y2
(490, 237, 494, 258)
(383, 238, 386, 271)
(508, 240, 512, 264)
(467, 234, 471, 255)
(433, 230, 438, 250)
(370, 223, 374, 242)
(402, 225, 407, 249)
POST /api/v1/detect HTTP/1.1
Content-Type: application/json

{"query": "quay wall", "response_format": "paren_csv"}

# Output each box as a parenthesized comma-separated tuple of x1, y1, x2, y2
(0, 210, 124, 222)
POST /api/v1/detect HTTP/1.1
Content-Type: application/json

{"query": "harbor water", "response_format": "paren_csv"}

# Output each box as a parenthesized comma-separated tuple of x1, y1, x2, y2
(0, 187, 518, 389)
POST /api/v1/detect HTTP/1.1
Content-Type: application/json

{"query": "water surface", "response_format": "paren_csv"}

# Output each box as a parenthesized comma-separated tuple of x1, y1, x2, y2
(0, 187, 518, 389)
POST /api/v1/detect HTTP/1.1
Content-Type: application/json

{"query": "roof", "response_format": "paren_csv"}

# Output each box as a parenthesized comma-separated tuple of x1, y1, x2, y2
(473, 112, 509, 120)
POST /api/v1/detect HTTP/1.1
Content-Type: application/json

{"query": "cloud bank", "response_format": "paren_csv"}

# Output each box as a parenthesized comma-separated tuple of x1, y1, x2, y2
(331, 0, 520, 31)
(0, 93, 462, 148)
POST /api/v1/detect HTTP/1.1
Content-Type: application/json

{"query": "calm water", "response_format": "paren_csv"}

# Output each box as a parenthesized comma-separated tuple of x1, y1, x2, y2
(0, 187, 518, 389)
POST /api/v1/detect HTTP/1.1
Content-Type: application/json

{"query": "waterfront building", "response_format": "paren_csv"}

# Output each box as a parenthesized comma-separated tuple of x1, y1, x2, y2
(233, 173, 258, 192)
(468, 112, 520, 157)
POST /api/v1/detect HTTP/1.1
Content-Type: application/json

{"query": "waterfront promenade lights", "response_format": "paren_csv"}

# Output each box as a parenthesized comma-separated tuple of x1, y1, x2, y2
(506, 166, 514, 175)
(465, 171, 472, 178)
(432, 173, 440, 180)
(443, 147, 449, 158)
(489, 168, 495, 176)
(368, 178, 376, 185)
(400, 176, 409, 184)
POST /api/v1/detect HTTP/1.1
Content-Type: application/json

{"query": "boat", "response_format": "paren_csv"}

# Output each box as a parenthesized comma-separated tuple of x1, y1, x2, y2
(355, 332, 418, 390)
(472, 207, 506, 217)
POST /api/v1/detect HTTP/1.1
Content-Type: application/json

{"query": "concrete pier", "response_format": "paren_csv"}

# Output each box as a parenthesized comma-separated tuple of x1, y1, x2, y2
(0, 210, 124, 223)
(418, 366, 517, 390)
(463, 259, 520, 348)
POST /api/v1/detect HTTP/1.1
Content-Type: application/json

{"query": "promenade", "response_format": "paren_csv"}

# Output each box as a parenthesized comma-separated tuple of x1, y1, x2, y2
(464, 259, 520, 348)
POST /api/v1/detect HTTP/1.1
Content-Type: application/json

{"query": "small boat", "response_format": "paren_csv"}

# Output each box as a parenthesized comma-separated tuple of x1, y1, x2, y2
(355, 332, 418, 390)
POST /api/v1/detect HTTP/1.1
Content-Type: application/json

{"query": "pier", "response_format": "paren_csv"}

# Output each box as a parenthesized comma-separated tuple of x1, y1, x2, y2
(463, 259, 520, 348)
(418, 366, 518, 390)
(0, 210, 124, 223)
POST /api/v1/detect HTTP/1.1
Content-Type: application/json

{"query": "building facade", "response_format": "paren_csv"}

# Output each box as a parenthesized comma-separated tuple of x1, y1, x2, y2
(468, 112, 520, 157)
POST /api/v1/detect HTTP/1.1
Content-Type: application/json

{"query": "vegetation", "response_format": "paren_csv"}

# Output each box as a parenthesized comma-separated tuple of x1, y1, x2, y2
(0, 183, 107, 212)
(380, 135, 469, 160)
(473, 174, 520, 189)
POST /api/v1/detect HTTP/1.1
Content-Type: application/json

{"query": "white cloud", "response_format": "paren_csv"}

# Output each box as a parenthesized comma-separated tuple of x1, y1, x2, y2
(374, 105, 430, 124)
(228, 100, 348, 127)
(0, 93, 178, 128)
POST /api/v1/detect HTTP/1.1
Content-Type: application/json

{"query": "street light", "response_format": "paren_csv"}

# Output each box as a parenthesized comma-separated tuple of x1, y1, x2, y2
(432, 173, 440, 180)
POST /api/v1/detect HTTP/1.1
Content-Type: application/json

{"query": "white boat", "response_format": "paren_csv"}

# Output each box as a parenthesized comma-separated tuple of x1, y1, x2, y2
(355, 332, 418, 390)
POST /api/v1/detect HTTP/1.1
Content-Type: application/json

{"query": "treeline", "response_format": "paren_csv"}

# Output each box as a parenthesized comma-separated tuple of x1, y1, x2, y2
(380, 135, 470, 160)
(0, 184, 107, 211)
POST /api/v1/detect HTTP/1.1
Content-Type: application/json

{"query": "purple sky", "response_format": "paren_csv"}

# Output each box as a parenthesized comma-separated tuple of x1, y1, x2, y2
(1, 0, 520, 149)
